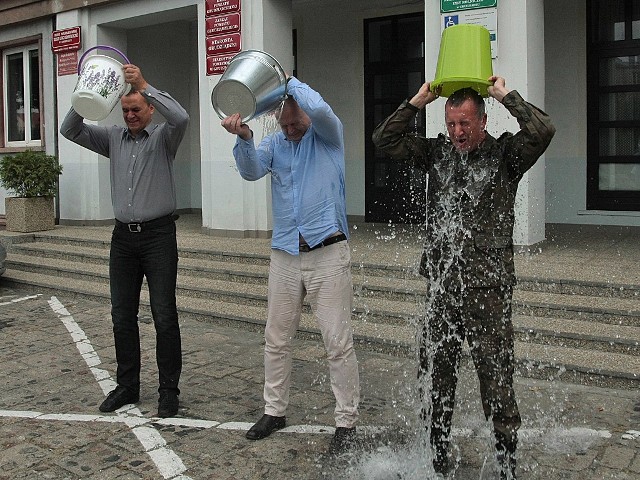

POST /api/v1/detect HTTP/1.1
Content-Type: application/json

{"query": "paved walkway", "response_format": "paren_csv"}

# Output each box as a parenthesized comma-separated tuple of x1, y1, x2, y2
(0, 282, 639, 479)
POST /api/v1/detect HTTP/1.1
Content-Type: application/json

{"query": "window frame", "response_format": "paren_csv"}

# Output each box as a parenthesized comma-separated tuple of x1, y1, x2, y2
(0, 36, 43, 152)
(587, 0, 640, 211)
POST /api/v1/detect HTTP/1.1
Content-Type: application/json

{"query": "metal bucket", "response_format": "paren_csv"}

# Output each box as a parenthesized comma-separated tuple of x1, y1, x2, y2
(71, 46, 131, 121)
(211, 50, 287, 122)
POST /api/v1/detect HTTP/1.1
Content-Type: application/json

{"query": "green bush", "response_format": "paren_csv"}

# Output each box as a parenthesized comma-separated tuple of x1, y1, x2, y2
(0, 149, 63, 198)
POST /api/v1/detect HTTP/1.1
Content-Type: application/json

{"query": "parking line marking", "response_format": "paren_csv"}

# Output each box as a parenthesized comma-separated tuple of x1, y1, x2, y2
(0, 294, 619, 476)
(0, 293, 41, 305)
(47, 296, 193, 480)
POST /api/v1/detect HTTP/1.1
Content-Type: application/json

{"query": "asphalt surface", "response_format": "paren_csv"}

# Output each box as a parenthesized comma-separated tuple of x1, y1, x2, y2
(0, 284, 639, 479)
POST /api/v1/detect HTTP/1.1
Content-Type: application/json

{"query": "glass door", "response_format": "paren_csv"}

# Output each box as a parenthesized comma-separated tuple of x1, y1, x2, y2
(364, 13, 426, 224)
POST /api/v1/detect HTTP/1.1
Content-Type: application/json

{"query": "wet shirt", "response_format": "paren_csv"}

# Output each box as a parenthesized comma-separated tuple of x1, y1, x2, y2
(233, 77, 349, 255)
(60, 85, 189, 223)
(372, 91, 556, 287)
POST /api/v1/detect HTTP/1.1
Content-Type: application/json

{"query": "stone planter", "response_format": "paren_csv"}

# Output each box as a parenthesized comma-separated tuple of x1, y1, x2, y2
(5, 196, 55, 233)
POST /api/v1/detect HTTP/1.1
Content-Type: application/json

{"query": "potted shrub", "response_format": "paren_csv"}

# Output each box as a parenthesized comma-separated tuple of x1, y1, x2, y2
(0, 149, 63, 232)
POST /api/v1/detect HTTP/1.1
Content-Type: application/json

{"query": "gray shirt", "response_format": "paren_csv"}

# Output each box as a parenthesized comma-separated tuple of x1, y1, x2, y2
(60, 85, 189, 223)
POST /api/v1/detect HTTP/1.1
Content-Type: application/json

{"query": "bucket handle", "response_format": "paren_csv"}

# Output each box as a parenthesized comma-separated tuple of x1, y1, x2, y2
(77, 45, 131, 75)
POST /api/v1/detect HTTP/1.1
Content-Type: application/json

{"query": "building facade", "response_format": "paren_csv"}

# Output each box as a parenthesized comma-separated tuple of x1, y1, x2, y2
(0, 0, 638, 245)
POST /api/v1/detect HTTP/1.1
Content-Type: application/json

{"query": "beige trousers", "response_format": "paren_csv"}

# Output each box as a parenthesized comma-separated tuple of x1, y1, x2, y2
(263, 241, 360, 428)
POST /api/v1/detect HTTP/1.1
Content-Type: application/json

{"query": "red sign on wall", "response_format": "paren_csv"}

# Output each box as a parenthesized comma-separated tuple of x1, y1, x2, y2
(205, 0, 240, 17)
(206, 13, 240, 36)
(204, 0, 241, 76)
(206, 54, 236, 76)
(206, 33, 241, 56)
(52, 26, 81, 53)
(57, 51, 79, 76)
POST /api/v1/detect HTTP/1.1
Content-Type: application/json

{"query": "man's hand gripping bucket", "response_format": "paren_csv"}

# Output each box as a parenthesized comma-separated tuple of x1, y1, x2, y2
(71, 45, 132, 121)
(211, 50, 287, 123)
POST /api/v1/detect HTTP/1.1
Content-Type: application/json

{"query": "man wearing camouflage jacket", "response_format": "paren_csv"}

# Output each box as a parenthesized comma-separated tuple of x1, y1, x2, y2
(372, 76, 555, 479)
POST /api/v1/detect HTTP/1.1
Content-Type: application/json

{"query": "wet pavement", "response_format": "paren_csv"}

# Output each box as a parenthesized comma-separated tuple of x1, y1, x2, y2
(0, 284, 638, 479)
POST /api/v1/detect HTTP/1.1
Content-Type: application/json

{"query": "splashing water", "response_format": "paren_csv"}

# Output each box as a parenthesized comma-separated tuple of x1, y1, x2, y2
(255, 100, 286, 139)
(342, 108, 605, 480)
(345, 145, 525, 478)
(349, 442, 436, 480)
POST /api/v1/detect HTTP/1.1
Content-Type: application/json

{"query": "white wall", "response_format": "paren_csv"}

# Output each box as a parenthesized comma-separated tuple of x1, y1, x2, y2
(292, 0, 423, 220)
(199, 0, 294, 236)
(56, 1, 200, 222)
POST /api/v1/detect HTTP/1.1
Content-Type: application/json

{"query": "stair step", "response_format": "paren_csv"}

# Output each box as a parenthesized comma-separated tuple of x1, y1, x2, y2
(513, 315, 639, 356)
(515, 342, 640, 389)
(3, 267, 638, 389)
(8, 247, 640, 330)
(8, 259, 637, 355)
(11, 242, 109, 265)
(10, 250, 640, 326)
(13, 238, 640, 301)
(518, 276, 640, 299)
(5, 251, 428, 309)
(514, 289, 640, 326)
(11, 242, 640, 317)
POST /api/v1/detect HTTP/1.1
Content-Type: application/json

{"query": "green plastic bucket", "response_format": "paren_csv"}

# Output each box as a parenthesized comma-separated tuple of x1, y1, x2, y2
(431, 24, 493, 98)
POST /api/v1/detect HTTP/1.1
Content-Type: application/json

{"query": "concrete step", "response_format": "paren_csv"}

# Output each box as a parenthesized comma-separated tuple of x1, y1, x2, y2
(517, 276, 640, 299)
(3, 267, 639, 389)
(514, 289, 640, 327)
(5, 243, 429, 303)
(16, 235, 640, 299)
(513, 315, 639, 356)
(8, 251, 640, 330)
(10, 240, 640, 312)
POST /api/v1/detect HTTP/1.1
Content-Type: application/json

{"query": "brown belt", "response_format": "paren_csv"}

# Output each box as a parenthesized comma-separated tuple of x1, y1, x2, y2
(299, 233, 347, 252)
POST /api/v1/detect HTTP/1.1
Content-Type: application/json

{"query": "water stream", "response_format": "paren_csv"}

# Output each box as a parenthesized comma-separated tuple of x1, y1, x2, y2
(332, 144, 601, 479)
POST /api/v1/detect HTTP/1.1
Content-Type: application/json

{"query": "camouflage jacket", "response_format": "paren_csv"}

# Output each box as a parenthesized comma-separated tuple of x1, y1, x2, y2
(372, 91, 555, 288)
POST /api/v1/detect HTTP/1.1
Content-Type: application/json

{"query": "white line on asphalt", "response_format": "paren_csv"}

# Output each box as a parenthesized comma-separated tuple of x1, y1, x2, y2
(0, 293, 42, 305)
(0, 408, 614, 440)
(47, 296, 193, 480)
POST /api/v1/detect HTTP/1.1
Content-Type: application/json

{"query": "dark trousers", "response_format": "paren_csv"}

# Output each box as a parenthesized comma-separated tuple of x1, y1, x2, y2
(419, 285, 521, 465)
(109, 221, 181, 393)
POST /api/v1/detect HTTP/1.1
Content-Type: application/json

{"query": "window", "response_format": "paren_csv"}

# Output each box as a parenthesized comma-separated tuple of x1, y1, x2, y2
(2, 44, 41, 148)
(587, 0, 640, 210)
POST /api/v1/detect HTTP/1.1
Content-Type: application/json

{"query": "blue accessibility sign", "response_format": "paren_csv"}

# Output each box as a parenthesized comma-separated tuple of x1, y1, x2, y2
(444, 15, 459, 28)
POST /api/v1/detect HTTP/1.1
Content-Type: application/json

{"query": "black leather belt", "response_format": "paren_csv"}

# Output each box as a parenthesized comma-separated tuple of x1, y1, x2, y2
(115, 214, 177, 233)
(299, 233, 347, 252)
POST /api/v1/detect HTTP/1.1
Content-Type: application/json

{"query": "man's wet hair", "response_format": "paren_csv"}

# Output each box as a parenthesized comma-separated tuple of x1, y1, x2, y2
(446, 88, 485, 118)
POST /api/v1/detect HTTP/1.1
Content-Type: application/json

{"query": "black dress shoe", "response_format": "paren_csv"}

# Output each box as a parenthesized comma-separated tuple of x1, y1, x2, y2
(99, 386, 139, 412)
(157, 390, 179, 418)
(245, 414, 286, 440)
(328, 426, 357, 455)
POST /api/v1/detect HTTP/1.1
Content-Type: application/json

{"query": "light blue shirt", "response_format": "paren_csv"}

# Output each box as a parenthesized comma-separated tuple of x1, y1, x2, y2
(233, 77, 349, 255)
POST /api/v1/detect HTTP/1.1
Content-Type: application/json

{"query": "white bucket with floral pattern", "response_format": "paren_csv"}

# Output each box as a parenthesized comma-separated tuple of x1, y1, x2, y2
(71, 46, 131, 121)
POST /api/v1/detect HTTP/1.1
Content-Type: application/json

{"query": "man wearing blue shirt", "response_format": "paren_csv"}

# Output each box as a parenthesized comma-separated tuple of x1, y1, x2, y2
(221, 76, 360, 454)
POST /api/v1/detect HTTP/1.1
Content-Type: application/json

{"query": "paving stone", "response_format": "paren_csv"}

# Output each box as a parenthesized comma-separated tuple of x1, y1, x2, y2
(0, 285, 638, 479)
(600, 444, 636, 469)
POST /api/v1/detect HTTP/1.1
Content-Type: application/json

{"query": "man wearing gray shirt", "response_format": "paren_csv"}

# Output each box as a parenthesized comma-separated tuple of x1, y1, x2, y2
(60, 64, 189, 418)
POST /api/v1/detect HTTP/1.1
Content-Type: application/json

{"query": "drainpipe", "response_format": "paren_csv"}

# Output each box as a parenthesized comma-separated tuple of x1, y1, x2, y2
(51, 15, 60, 225)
